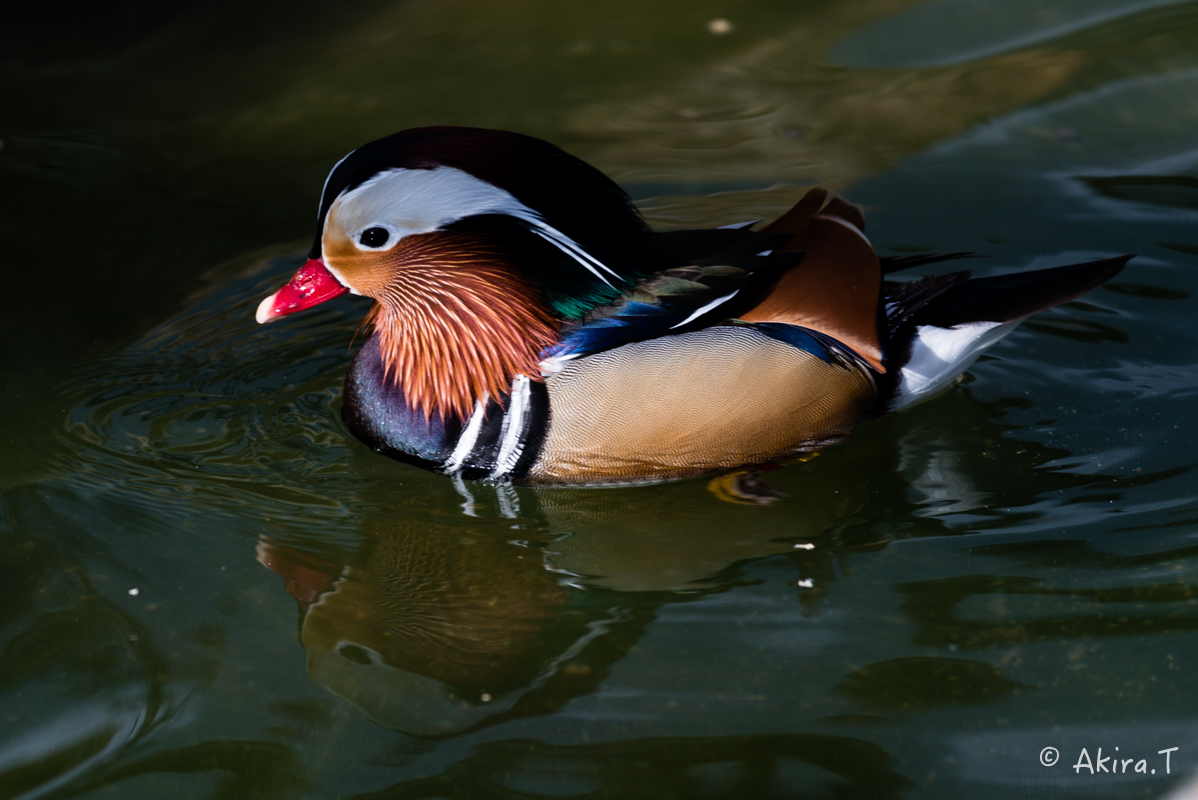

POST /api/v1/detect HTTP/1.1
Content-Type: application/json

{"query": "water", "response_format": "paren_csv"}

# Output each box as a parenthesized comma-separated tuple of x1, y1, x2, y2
(4, 1, 1198, 797)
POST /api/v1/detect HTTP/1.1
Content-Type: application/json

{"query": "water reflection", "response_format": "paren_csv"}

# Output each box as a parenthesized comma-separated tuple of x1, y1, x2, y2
(0, 492, 222, 800)
(257, 520, 581, 736)
(369, 734, 914, 799)
(835, 657, 1029, 710)
(250, 452, 870, 736)
(831, 0, 1195, 68)
(899, 545, 1198, 650)
(0, 542, 158, 798)
(248, 399, 1143, 740)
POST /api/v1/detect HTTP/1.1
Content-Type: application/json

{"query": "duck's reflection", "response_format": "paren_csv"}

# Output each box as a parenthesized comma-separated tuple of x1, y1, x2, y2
(257, 521, 579, 735)
(255, 462, 878, 735)
(256, 398, 1124, 736)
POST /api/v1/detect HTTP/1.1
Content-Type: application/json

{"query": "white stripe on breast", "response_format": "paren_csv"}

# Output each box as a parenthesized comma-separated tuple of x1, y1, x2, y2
(490, 375, 531, 481)
(442, 397, 488, 473)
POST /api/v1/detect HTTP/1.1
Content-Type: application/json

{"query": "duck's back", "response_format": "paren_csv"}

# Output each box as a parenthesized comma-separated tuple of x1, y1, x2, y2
(529, 324, 877, 485)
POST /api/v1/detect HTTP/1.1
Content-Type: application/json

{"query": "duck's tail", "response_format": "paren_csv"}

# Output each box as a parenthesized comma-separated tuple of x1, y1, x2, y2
(653, 187, 1130, 410)
(884, 255, 1131, 409)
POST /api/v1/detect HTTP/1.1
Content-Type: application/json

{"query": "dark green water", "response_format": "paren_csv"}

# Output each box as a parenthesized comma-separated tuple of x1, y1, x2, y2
(5, 1, 1198, 798)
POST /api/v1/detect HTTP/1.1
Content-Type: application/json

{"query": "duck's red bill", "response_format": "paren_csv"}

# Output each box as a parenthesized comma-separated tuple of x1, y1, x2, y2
(256, 258, 349, 324)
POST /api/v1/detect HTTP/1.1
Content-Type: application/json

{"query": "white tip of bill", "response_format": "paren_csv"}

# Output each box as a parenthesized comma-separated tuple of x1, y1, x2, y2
(255, 292, 280, 324)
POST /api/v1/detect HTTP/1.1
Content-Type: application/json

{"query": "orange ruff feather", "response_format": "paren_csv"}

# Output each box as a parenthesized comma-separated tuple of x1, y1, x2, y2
(363, 234, 559, 421)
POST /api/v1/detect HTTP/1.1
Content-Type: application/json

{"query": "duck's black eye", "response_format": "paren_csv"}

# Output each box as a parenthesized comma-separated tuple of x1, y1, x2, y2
(359, 227, 390, 248)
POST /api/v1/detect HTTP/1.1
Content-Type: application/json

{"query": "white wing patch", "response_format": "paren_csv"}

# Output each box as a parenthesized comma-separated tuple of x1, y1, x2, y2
(895, 321, 1018, 409)
(539, 352, 580, 376)
(669, 290, 740, 329)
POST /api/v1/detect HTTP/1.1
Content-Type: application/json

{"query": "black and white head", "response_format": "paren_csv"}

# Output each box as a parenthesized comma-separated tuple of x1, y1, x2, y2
(307, 126, 654, 318)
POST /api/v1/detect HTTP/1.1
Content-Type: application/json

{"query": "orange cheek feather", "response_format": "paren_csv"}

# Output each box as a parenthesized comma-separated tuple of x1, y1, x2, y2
(334, 233, 560, 422)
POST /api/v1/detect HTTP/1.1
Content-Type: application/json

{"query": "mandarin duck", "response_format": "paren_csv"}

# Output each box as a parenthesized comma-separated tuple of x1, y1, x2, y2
(256, 126, 1128, 486)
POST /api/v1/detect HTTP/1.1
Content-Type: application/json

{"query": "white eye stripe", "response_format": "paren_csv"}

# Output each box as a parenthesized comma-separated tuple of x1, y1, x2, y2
(328, 166, 621, 284)
(334, 166, 529, 239)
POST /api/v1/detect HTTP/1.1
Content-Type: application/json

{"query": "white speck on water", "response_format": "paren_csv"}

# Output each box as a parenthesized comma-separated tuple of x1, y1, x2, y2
(797, 579, 814, 588)
(793, 543, 815, 550)
(128, 588, 140, 596)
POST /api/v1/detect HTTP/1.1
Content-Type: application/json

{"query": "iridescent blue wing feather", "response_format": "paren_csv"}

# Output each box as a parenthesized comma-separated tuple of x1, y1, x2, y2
(542, 237, 802, 365)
